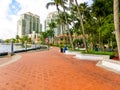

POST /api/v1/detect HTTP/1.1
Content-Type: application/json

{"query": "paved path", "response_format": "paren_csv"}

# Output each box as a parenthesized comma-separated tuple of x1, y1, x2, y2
(0, 47, 120, 90)
(0, 56, 12, 65)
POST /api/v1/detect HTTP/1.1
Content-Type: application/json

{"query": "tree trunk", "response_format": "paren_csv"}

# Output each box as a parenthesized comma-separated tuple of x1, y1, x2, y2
(98, 16, 103, 51)
(114, 0, 120, 60)
(89, 34, 94, 51)
(75, 0, 88, 52)
(62, 6, 74, 50)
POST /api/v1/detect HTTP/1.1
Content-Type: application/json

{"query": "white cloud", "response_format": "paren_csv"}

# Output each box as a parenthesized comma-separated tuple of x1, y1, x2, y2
(0, 0, 92, 40)
(16, 0, 57, 26)
(0, 0, 13, 40)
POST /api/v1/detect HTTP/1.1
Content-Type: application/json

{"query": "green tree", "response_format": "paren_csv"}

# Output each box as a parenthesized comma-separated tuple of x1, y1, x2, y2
(46, 0, 74, 50)
(48, 21, 56, 43)
(16, 35, 20, 43)
(92, 0, 116, 50)
(75, 0, 88, 52)
(62, 1, 74, 50)
(41, 32, 48, 44)
(46, 0, 63, 13)
(92, 0, 113, 17)
(20, 35, 28, 46)
(55, 12, 66, 35)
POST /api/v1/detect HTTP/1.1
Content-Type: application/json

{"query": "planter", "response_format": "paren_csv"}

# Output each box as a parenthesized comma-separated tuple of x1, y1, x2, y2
(75, 53, 110, 60)
(97, 59, 120, 73)
(65, 50, 79, 55)
(60, 48, 63, 53)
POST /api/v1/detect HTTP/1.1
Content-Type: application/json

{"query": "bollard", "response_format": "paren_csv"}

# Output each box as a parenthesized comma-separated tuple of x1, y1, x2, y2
(25, 41, 27, 51)
(8, 40, 14, 56)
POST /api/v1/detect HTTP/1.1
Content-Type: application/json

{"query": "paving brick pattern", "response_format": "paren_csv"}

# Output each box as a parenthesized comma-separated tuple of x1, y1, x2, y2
(0, 56, 12, 65)
(0, 47, 120, 90)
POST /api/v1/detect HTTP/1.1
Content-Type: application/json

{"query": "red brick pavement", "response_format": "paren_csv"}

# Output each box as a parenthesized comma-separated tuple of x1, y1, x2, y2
(0, 47, 120, 90)
(0, 56, 12, 65)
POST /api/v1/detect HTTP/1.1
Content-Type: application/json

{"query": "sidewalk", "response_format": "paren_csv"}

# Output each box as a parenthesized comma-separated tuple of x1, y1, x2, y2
(0, 56, 12, 65)
(0, 47, 120, 90)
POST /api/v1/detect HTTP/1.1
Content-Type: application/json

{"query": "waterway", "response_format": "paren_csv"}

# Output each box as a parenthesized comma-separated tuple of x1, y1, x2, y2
(0, 43, 41, 53)
(0, 43, 23, 53)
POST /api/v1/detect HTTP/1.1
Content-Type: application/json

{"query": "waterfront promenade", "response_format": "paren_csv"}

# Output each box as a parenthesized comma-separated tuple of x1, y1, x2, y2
(0, 47, 120, 90)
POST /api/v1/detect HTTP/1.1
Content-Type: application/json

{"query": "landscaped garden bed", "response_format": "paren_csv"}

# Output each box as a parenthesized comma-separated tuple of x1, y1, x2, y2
(66, 49, 120, 73)
(66, 49, 114, 60)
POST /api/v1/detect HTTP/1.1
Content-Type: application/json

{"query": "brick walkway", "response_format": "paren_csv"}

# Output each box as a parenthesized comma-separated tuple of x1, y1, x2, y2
(0, 56, 12, 65)
(0, 47, 120, 90)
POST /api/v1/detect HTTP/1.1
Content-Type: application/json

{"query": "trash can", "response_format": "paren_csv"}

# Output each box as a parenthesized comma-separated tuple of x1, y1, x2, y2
(63, 46, 67, 53)
(60, 48, 63, 53)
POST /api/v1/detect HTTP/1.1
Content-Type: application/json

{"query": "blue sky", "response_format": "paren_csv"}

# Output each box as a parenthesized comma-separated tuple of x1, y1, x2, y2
(0, 0, 93, 40)
(8, 0, 21, 15)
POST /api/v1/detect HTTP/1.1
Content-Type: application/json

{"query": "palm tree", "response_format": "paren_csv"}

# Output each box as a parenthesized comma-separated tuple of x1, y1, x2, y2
(79, 2, 99, 51)
(114, 0, 120, 60)
(62, 6, 74, 50)
(55, 12, 67, 35)
(92, 0, 114, 50)
(75, 0, 88, 52)
(41, 32, 48, 44)
(46, 0, 74, 50)
(48, 21, 56, 43)
(92, 0, 106, 50)
(16, 35, 20, 43)
(46, 0, 61, 13)
(46, 0, 67, 14)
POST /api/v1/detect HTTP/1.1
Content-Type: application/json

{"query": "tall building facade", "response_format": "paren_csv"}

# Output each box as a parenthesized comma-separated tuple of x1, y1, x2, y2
(17, 12, 42, 38)
(45, 11, 68, 44)
(45, 11, 66, 37)
(45, 11, 59, 37)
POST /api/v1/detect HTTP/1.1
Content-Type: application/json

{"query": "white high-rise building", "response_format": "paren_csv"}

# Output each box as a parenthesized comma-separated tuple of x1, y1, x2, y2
(45, 11, 67, 37)
(17, 12, 42, 39)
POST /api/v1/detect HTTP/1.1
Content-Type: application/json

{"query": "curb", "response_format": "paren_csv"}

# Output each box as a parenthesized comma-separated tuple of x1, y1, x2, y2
(0, 54, 21, 67)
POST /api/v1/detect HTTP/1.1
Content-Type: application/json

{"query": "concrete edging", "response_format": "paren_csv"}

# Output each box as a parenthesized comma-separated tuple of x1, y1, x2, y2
(75, 53, 110, 61)
(96, 59, 120, 74)
(65, 50, 120, 74)
(65, 50, 79, 55)
(0, 54, 21, 67)
(65, 50, 110, 60)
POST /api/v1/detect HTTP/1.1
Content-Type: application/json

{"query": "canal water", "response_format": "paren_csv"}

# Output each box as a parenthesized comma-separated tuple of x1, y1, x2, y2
(0, 43, 42, 53)
(0, 43, 23, 53)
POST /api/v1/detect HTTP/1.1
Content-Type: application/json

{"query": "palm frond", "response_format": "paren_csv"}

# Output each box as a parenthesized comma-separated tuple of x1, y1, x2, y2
(46, 2, 55, 9)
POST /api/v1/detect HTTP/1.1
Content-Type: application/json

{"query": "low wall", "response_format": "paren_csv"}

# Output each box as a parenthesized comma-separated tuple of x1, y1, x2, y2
(65, 50, 109, 60)
(75, 53, 110, 60)
(65, 50, 120, 73)
(65, 50, 79, 55)
(97, 59, 120, 73)
(0, 45, 48, 56)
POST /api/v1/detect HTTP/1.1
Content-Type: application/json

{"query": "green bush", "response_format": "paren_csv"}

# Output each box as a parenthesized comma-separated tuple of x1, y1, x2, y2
(69, 49, 115, 58)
